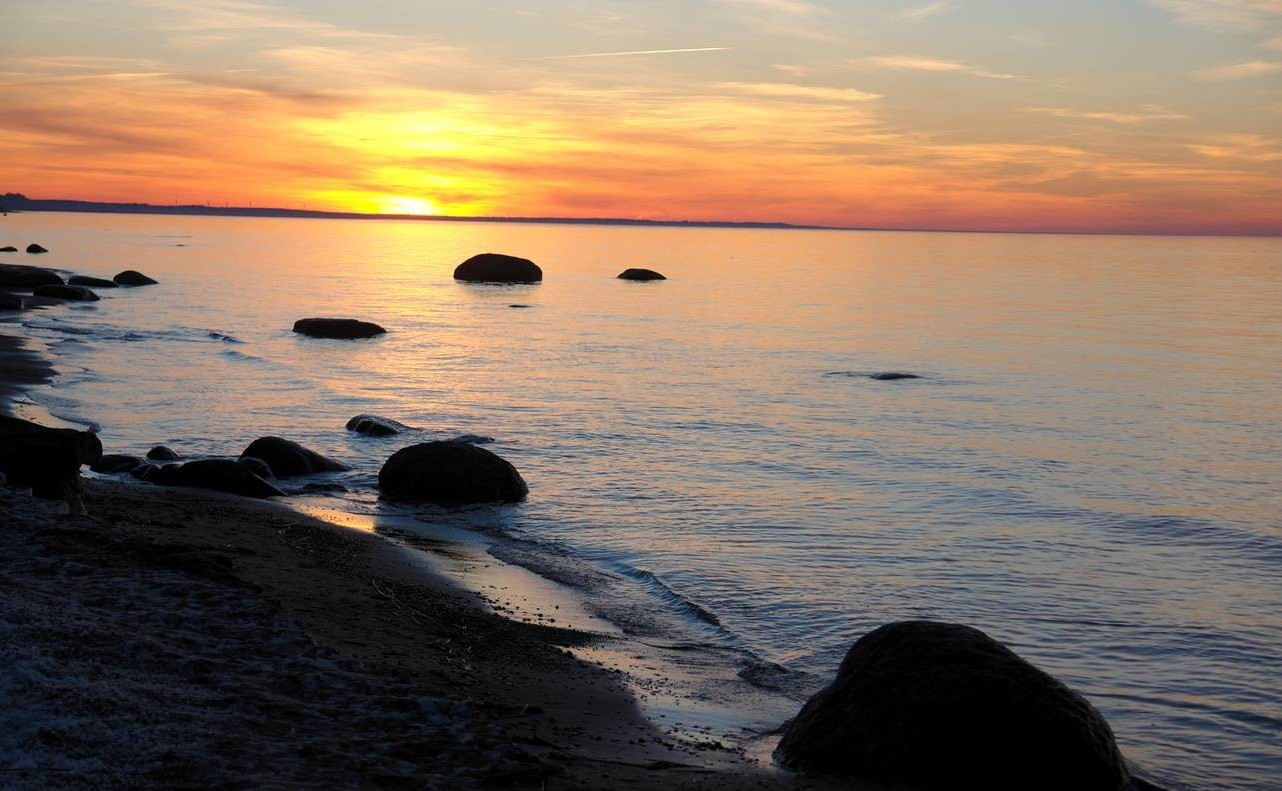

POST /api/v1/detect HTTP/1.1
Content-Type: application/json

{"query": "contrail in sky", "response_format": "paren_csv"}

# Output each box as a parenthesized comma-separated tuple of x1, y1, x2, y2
(527, 47, 732, 60)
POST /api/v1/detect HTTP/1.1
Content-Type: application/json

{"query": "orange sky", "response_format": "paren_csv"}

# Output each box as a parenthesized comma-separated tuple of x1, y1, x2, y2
(2, 0, 1280, 234)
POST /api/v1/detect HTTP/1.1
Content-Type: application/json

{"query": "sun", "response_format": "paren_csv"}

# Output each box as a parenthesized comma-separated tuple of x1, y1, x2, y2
(378, 195, 441, 216)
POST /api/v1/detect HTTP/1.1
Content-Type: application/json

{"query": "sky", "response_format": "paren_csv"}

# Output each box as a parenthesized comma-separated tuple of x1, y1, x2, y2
(1, 0, 1280, 234)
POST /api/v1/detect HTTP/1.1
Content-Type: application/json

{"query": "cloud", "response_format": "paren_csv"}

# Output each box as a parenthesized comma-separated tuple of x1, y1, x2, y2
(1195, 59, 1282, 78)
(1149, 0, 1282, 31)
(717, 82, 882, 102)
(713, 0, 823, 15)
(1027, 105, 1192, 124)
(859, 55, 1023, 80)
(900, 1, 953, 21)
(525, 47, 732, 60)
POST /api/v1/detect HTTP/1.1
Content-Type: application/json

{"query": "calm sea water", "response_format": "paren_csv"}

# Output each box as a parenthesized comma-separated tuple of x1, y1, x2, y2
(3, 212, 1280, 789)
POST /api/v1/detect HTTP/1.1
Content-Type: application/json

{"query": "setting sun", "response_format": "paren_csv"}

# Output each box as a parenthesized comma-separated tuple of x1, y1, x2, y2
(377, 196, 440, 216)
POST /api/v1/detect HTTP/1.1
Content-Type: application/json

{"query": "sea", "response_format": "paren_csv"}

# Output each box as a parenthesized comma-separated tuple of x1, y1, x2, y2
(3, 211, 1280, 790)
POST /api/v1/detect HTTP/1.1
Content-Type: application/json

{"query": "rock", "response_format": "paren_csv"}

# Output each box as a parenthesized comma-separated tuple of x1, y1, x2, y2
(0, 293, 24, 310)
(91, 454, 144, 473)
(345, 414, 409, 436)
(238, 456, 275, 479)
(870, 372, 921, 381)
(773, 621, 1130, 791)
(0, 263, 63, 288)
(0, 416, 102, 513)
(0, 469, 6, 485)
(130, 463, 159, 481)
(26, 243, 48, 254)
(618, 268, 666, 281)
(454, 253, 543, 283)
(292, 318, 387, 339)
(150, 463, 184, 487)
(68, 275, 118, 288)
(240, 436, 348, 478)
(508, 304, 531, 309)
(449, 434, 495, 445)
(33, 284, 99, 301)
(147, 445, 180, 461)
(170, 459, 284, 498)
(0, 246, 18, 252)
(379, 441, 528, 504)
(113, 270, 158, 286)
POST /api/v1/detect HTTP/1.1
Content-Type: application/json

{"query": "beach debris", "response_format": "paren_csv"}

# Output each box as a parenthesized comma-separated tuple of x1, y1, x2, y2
(68, 274, 119, 288)
(346, 414, 410, 436)
(454, 252, 543, 283)
(378, 441, 528, 504)
(774, 621, 1131, 791)
(240, 436, 349, 477)
(26, 243, 48, 254)
(238, 455, 275, 479)
(0, 262, 63, 288)
(617, 268, 666, 281)
(91, 453, 144, 473)
(147, 445, 181, 461)
(33, 284, 99, 301)
(113, 269, 159, 286)
(0, 415, 102, 514)
(869, 372, 921, 381)
(292, 317, 387, 339)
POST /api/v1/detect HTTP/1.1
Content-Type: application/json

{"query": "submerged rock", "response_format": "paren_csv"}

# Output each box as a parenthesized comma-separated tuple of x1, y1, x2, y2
(26, 243, 48, 254)
(0, 263, 63, 288)
(91, 454, 145, 474)
(454, 253, 542, 283)
(774, 621, 1130, 791)
(147, 445, 181, 461)
(346, 414, 409, 436)
(617, 268, 666, 281)
(378, 441, 527, 504)
(240, 436, 348, 478)
(869, 372, 921, 381)
(113, 270, 158, 286)
(33, 284, 99, 302)
(68, 275, 119, 288)
(171, 459, 284, 498)
(292, 318, 387, 339)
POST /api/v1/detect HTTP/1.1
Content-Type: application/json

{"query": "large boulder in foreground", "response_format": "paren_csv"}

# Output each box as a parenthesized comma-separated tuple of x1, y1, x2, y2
(171, 459, 284, 499)
(293, 318, 387, 339)
(774, 621, 1129, 791)
(0, 263, 63, 288)
(618, 268, 666, 281)
(346, 414, 410, 436)
(379, 441, 528, 504)
(240, 436, 348, 478)
(454, 253, 542, 283)
(34, 284, 99, 301)
(113, 270, 158, 286)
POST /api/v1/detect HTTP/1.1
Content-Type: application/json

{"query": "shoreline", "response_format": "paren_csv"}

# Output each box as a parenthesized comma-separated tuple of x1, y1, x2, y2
(0, 325, 849, 789)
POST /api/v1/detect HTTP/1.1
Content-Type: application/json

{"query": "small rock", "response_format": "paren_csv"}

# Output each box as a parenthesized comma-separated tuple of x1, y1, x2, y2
(379, 441, 528, 504)
(454, 253, 542, 283)
(240, 437, 349, 478)
(292, 318, 387, 339)
(147, 445, 181, 461)
(508, 304, 531, 309)
(870, 372, 921, 381)
(68, 275, 119, 288)
(618, 268, 666, 281)
(26, 243, 48, 254)
(33, 284, 99, 302)
(346, 414, 409, 436)
(0, 246, 17, 252)
(113, 270, 159, 286)
(91, 454, 144, 473)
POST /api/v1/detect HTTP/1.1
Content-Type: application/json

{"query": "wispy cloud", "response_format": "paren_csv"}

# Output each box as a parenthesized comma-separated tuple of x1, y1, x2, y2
(1027, 105, 1192, 124)
(714, 0, 823, 15)
(1149, 0, 1282, 31)
(525, 47, 732, 60)
(1195, 59, 1282, 79)
(859, 55, 1023, 80)
(900, 1, 953, 21)
(718, 82, 881, 102)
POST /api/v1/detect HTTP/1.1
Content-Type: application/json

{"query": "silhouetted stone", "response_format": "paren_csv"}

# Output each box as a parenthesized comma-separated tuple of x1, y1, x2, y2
(0, 416, 102, 513)
(0, 293, 24, 310)
(618, 268, 666, 281)
(91, 454, 144, 473)
(774, 621, 1130, 791)
(26, 243, 48, 254)
(147, 445, 180, 461)
(292, 318, 387, 339)
(379, 441, 528, 504)
(150, 463, 184, 487)
(68, 275, 118, 288)
(240, 436, 348, 478)
(454, 253, 542, 283)
(113, 270, 158, 286)
(0, 246, 18, 252)
(869, 372, 921, 381)
(0, 263, 63, 288)
(167, 459, 284, 498)
(508, 304, 531, 309)
(238, 456, 275, 479)
(346, 414, 409, 436)
(34, 284, 99, 301)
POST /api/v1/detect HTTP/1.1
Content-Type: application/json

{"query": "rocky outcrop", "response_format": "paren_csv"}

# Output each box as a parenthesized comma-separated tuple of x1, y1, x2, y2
(68, 275, 118, 288)
(345, 414, 410, 436)
(170, 459, 285, 498)
(147, 445, 181, 461)
(26, 243, 48, 254)
(292, 318, 387, 339)
(34, 284, 99, 301)
(378, 441, 528, 504)
(240, 437, 348, 478)
(774, 621, 1131, 791)
(91, 454, 144, 473)
(0, 263, 63, 288)
(0, 416, 102, 513)
(617, 268, 666, 281)
(113, 270, 159, 286)
(453, 253, 542, 283)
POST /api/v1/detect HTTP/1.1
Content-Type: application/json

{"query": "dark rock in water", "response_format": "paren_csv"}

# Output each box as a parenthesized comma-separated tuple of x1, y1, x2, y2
(0, 469, 6, 485)
(292, 318, 387, 339)
(449, 434, 495, 445)
(113, 270, 159, 286)
(0, 416, 102, 513)
(68, 275, 119, 288)
(91, 454, 144, 473)
(26, 243, 48, 254)
(618, 268, 666, 281)
(34, 284, 99, 302)
(379, 441, 528, 504)
(508, 304, 531, 309)
(170, 459, 284, 499)
(869, 372, 921, 381)
(238, 456, 274, 479)
(454, 253, 542, 283)
(299, 482, 348, 494)
(346, 414, 409, 436)
(774, 621, 1130, 791)
(240, 436, 349, 478)
(150, 463, 184, 487)
(147, 445, 180, 461)
(0, 246, 18, 252)
(0, 292, 24, 310)
(0, 263, 63, 288)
